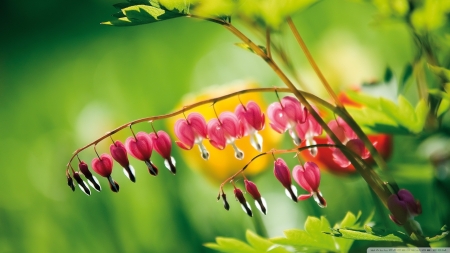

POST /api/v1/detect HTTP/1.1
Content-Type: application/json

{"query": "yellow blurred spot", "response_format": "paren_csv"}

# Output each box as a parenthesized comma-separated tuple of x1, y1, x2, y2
(167, 80, 281, 183)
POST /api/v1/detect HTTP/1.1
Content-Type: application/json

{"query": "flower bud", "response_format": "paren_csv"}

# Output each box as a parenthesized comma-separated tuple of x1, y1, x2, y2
(221, 193, 230, 211)
(73, 171, 91, 196)
(79, 161, 101, 192)
(234, 188, 252, 217)
(244, 180, 267, 215)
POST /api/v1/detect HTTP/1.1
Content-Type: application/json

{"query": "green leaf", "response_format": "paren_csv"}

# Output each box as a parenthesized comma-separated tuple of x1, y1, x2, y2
(245, 230, 272, 251)
(398, 63, 413, 93)
(305, 216, 336, 251)
(428, 64, 450, 82)
(205, 237, 257, 253)
(328, 227, 411, 243)
(103, 0, 189, 26)
(426, 231, 449, 243)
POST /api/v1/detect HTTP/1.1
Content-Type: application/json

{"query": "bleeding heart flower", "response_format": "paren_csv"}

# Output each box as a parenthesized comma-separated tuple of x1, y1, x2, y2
(234, 187, 252, 217)
(92, 153, 119, 192)
(292, 161, 326, 208)
(295, 109, 322, 156)
(174, 112, 210, 160)
(268, 96, 306, 145)
(208, 112, 244, 160)
(149, 130, 176, 174)
(235, 101, 265, 152)
(72, 171, 91, 196)
(327, 118, 369, 168)
(125, 132, 158, 176)
(110, 140, 135, 182)
(78, 160, 101, 191)
(244, 180, 267, 215)
(273, 158, 297, 202)
(387, 189, 422, 226)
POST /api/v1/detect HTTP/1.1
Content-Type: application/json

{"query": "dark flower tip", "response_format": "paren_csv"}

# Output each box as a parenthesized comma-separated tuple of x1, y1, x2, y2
(67, 175, 75, 192)
(145, 160, 159, 176)
(234, 188, 252, 217)
(73, 172, 91, 196)
(221, 193, 230, 211)
(108, 176, 120, 193)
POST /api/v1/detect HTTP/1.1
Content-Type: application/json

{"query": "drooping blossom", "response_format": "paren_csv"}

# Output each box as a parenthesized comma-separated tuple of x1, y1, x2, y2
(110, 140, 135, 182)
(327, 118, 369, 168)
(78, 160, 101, 191)
(174, 112, 209, 160)
(235, 101, 265, 152)
(72, 171, 91, 196)
(92, 153, 119, 192)
(207, 112, 244, 160)
(268, 96, 306, 145)
(387, 189, 422, 226)
(292, 161, 326, 207)
(234, 187, 252, 217)
(244, 180, 267, 215)
(220, 192, 230, 211)
(125, 132, 158, 176)
(295, 109, 322, 157)
(67, 173, 75, 192)
(273, 158, 298, 202)
(149, 130, 176, 174)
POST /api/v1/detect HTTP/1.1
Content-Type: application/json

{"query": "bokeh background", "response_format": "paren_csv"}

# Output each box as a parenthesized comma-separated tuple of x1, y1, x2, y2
(2, 0, 447, 252)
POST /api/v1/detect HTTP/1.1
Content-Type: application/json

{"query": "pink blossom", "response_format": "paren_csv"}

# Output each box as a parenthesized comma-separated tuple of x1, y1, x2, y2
(207, 112, 244, 160)
(268, 96, 306, 145)
(149, 130, 176, 174)
(125, 132, 158, 176)
(327, 118, 369, 167)
(92, 153, 119, 192)
(110, 140, 135, 182)
(387, 189, 422, 226)
(235, 101, 265, 152)
(295, 110, 322, 156)
(244, 180, 267, 214)
(174, 113, 209, 160)
(273, 158, 297, 202)
(292, 162, 326, 207)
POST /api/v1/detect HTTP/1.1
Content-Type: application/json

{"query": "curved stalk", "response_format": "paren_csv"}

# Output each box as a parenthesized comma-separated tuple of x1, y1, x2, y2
(66, 87, 334, 168)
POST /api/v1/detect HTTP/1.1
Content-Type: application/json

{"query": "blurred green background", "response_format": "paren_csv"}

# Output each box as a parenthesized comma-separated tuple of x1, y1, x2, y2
(1, 0, 446, 252)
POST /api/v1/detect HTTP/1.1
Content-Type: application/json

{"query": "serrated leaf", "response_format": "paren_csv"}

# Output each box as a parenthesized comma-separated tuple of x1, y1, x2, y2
(103, 1, 188, 26)
(245, 230, 273, 251)
(411, 99, 429, 133)
(345, 90, 380, 109)
(428, 64, 450, 82)
(305, 216, 336, 251)
(213, 237, 257, 253)
(427, 231, 449, 243)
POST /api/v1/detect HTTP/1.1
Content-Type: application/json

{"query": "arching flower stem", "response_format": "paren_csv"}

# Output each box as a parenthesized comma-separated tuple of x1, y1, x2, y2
(66, 87, 333, 169)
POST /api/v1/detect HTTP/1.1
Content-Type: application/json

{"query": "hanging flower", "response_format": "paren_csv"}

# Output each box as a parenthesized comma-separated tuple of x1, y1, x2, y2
(78, 160, 101, 191)
(174, 112, 210, 160)
(292, 161, 326, 207)
(125, 132, 158, 176)
(92, 153, 119, 192)
(208, 111, 244, 160)
(295, 109, 322, 156)
(234, 187, 252, 217)
(149, 130, 176, 174)
(244, 180, 267, 214)
(387, 189, 422, 226)
(273, 158, 298, 202)
(235, 101, 265, 152)
(110, 140, 135, 182)
(72, 171, 91, 196)
(267, 96, 306, 145)
(327, 117, 370, 168)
